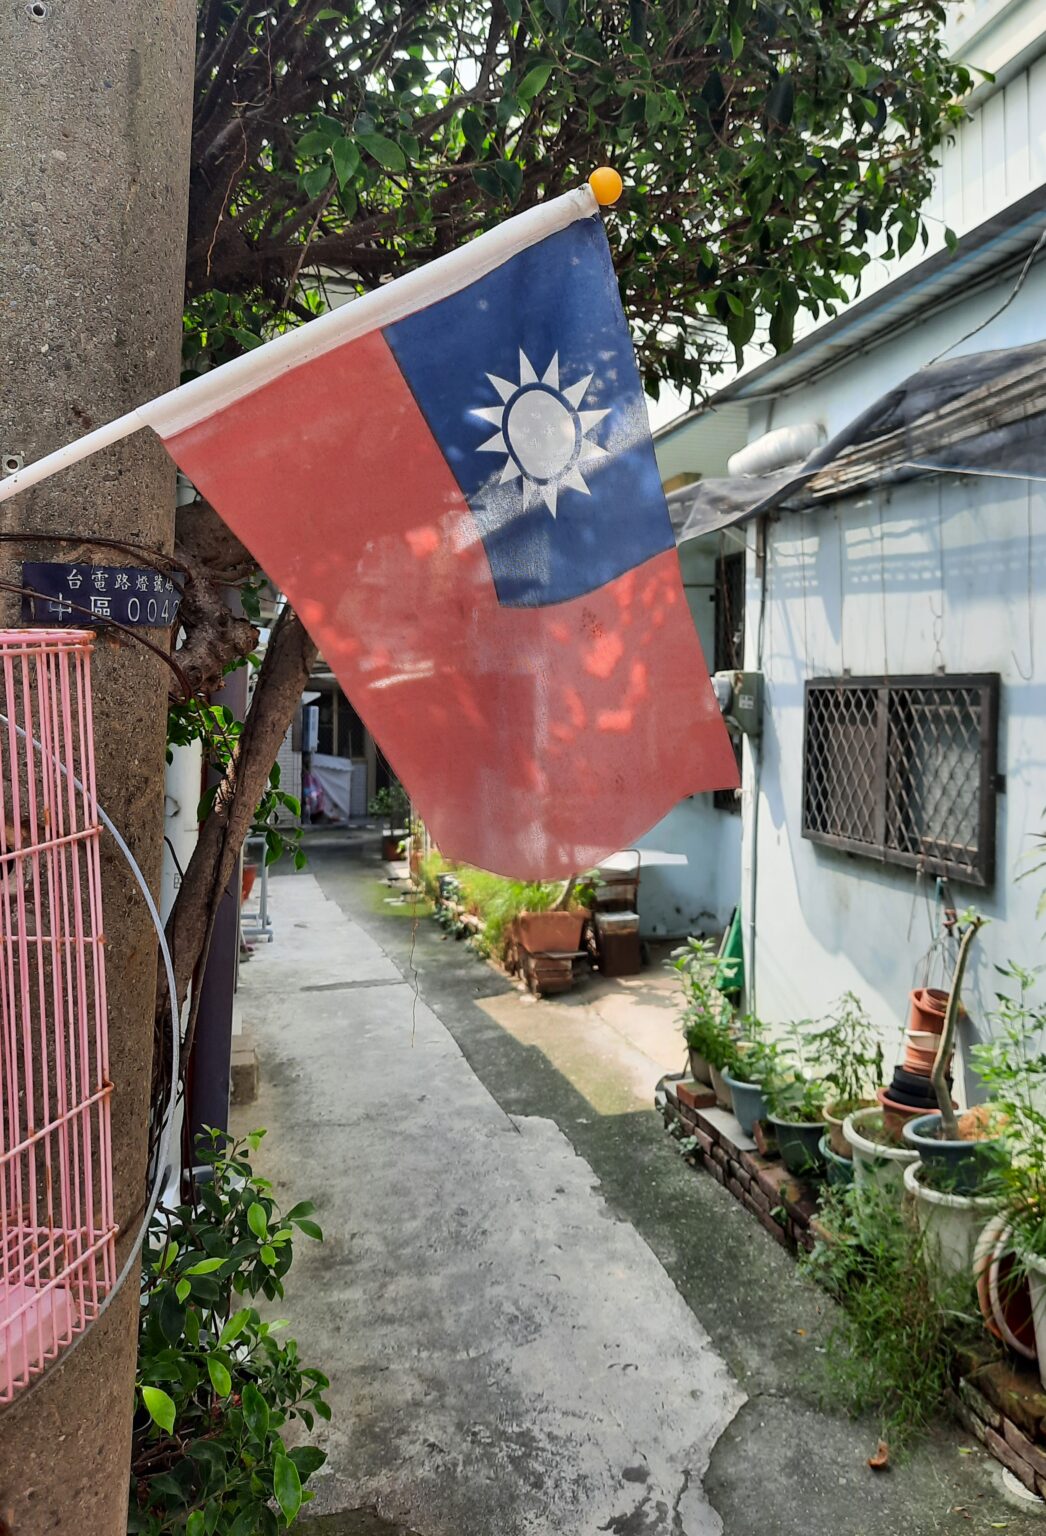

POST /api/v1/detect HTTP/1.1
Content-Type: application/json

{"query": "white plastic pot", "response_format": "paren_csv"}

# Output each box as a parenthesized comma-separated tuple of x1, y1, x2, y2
(844, 1107, 918, 1203)
(1024, 1249, 1046, 1392)
(903, 1160, 996, 1280)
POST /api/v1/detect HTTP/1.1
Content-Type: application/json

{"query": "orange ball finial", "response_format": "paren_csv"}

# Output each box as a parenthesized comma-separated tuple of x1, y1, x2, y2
(588, 166, 623, 206)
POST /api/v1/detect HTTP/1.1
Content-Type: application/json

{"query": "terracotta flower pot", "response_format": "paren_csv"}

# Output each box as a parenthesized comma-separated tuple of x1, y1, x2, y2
(709, 1063, 733, 1112)
(517, 909, 586, 954)
(687, 1049, 713, 1087)
(877, 1086, 937, 1137)
(903, 1043, 951, 1076)
(908, 987, 949, 1034)
(823, 1098, 876, 1160)
(973, 1219, 1037, 1360)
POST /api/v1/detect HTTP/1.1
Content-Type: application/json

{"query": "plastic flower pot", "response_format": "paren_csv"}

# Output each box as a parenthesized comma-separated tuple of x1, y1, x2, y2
(709, 1063, 733, 1112)
(819, 1134, 855, 1189)
(908, 987, 949, 1034)
(823, 1098, 875, 1160)
(904, 1160, 996, 1282)
(983, 1221, 1037, 1361)
(1022, 1250, 1046, 1391)
(845, 1106, 918, 1202)
(767, 1115, 826, 1178)
(721, 1070, 767, 1137)
(687, 1049, 713, 1088)
(902, 1112, 1004, 1197)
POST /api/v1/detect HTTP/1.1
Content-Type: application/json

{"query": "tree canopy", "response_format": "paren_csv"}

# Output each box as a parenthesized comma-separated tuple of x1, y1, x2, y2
(188, 0, 970, 396)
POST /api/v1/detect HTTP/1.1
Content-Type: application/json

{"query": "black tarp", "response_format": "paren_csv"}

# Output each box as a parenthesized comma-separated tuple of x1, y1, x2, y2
(671, 340, 1046, 545)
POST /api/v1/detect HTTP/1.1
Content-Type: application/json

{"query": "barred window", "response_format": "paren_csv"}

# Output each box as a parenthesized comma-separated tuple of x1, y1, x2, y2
(802, 675, 999, 886)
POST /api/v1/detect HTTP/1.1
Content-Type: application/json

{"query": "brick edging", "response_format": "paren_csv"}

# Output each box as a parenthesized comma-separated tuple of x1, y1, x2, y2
(658, 1075, 1046, 1496)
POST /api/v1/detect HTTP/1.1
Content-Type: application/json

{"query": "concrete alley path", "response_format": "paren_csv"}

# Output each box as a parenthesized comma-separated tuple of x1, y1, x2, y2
(234, 845, 1046, 1536)
(234, 870, 741, 1534)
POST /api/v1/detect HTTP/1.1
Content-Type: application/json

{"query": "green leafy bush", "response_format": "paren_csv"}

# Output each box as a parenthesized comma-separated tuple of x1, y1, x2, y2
(130, 1132, 330, 1535)
(804, 992, 884, 1115)
(672, 937, 736, 1070)
(803, 1184, 980, 1444)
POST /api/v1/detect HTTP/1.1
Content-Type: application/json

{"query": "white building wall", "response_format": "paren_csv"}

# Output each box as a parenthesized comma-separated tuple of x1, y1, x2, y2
(743, 468, 1046, 1100)
(634, 539, 742, 938)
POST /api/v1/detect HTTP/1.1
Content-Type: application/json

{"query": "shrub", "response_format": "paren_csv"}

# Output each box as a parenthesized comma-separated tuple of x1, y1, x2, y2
(130, 1131, 330, 1535)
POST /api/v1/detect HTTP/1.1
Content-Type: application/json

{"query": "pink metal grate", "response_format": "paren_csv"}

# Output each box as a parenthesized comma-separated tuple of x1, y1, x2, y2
(0, 630, 115, 1401)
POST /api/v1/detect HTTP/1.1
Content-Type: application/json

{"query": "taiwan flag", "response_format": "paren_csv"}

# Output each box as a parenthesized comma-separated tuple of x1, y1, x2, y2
(147, 186, 738, 878)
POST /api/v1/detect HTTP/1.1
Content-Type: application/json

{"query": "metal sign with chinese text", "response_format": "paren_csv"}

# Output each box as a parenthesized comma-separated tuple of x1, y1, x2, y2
(21, 563, 181, 628)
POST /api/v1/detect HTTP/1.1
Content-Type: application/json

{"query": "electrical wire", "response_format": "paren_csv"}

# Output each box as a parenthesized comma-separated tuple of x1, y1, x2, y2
(0, 709, 179, 1409)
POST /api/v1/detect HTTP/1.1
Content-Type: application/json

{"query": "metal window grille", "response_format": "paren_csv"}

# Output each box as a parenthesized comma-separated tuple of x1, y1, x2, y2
(713, 552, 745, 813)
(802, 674, 999, 886)
(0, 630, 115, 1401)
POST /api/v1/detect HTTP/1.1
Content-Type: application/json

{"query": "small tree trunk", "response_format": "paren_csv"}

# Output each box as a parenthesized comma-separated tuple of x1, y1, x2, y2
(164, 605, 317, 1028)
(932, 918, 983, 1140)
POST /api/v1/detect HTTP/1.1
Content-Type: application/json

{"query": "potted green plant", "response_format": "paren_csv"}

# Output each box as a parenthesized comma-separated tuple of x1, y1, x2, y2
(722, 1021, 781, 1137)
(765, 1068, 828, 1177)
(369, 782, 410, 860)
(809, 992, 884, 1160)
(968, 962, 1046, 1389)
(672, 938, 735, 1096)
(902, 914, 1006, 1194)
(760, 1019, 829, 1175)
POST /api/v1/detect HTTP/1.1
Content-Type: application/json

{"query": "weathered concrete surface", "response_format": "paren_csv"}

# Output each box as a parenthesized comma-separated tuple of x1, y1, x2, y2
(290, 836, 1046, 1536)
(234, 873, 743, 1534)
(0, 2, 194, 1529)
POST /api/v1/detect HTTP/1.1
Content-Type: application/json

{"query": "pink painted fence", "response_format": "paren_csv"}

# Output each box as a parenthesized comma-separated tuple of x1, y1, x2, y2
(0, 630, 115, 1400)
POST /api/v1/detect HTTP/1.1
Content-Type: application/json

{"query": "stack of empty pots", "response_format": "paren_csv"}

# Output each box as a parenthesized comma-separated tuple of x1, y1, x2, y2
(878, 987, 952, 1128)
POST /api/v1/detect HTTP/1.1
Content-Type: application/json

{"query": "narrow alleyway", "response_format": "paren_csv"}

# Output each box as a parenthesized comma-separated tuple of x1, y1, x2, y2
(232, 838, 1046, 1536)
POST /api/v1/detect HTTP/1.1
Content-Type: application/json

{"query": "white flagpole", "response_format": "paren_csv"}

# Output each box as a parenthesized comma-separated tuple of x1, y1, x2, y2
(0, 407, 149, 505)
(0, 182, 608, 508)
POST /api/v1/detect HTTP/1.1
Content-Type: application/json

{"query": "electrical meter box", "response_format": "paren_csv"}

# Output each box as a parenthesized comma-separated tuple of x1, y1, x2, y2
(711, 670, 763, 738)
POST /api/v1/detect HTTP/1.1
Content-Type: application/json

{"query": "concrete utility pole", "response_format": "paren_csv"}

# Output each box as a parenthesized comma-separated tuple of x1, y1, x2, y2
(0, 3, 195, 1530)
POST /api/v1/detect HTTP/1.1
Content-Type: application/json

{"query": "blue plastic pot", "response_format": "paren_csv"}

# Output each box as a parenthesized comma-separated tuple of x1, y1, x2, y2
(819, 1134, 855, 1188)
(721, 1070, 768, 1136)
(902, 1112, 1003, 1196)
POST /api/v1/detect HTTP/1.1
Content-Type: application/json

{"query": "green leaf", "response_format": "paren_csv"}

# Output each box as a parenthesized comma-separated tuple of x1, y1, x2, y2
(724, 291, 745, 317)
(175, 1278, 191, 1304)
(219, 1308, 252, 1347)
(184, 1256, 226, 1276)
(494, 158, 523, 202)
(295, 130, 329, 157)
(302, 165, 331, 200)
(357, 133, 406, 173)
(331, 138, 360, 189)
(729, 19, 744, 60)
(242, 1380, 270, 1440)
(274, 1453, 303, 1524)
(472, 165, 503, 199)
(517, 63, 552, 104)
(187, 1514, 205, 1536)
(247, 1202, 269, 1240)
(294, 1217, 323, 1241)
(289, 1445, 327, 1480)
(142, 1385, 176, 1435)
(284, 1201, 315, 1221)
(846, 58, 868, 88)
(156, 1239, 178, 1274)
(207, 1357, 232, 1397)
(260, 1244, 277, 1268)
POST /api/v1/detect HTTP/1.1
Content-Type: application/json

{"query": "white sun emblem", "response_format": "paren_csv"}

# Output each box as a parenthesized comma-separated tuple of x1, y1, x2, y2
(471, 350, 610, 518)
